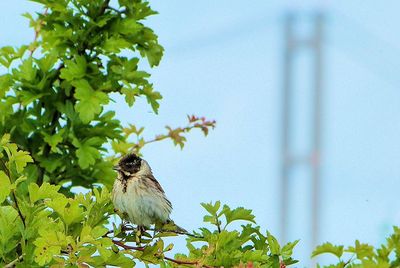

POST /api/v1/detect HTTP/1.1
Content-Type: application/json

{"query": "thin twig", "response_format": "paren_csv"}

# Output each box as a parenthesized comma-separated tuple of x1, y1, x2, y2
(0, 158, 26, 227)
(29, 7, 48, 56)
(117, 226, 204, 239)
(11, 192, 25, 228)
(4, 255, 23, 268)
(112, 240, 144, 251)
(112, 240, 213, 268)
(133, 118, 216, 152)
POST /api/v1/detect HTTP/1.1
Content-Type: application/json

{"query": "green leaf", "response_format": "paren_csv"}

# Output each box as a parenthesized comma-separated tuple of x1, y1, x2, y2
(121, 86, 139, 107)
(73, 79, 109, 123)
(107, 253, 136, 268)
(19, 91, 49, 106)
(46, 196, 68, 219)
(5, 143, 34, 173)
(18, 57, 37, 81)
(103, 36, 132, 53)
(63, 199, 84, 225)
(222, 205, 256, 225)
(347, 240, 375, 259)
(312, 242, 344, 258)
(0, 133, 10, 146)
(111, 140, 133, 155)
(0, 74, 12, 98)
(97, 237, 113, 261)
(141, 85, 162, 113)
(201, 201, 221, 216)
(43, 129, 64, 152)
(80, 225, 94, 243)
(0, 171, 11, 203)
(281, 240, 299, 260)
(33, 228, 70, 266)
(60, 55, 87, 81)
(34, 236, 62, 266)
(39, 154, 63, 172)
(75, 137, 102, 169)
(267, 231, 281, 255)
(0, 206, 21, 255)
(91, 226, 108, 239)
(14, 175, 27, 187)
(35, 51, 58, 73)
(28, 182, 61, 203)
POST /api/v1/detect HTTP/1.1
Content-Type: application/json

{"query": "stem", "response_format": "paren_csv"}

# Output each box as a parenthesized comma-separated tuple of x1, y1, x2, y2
(112, 240, 213, 268)
(99, 0, 111, 15)
(0, 158, 26, 227)
(111, 226, 203, 239)
(29, 7, 48, 56)
(4, 255, 23, 268)
(141, 125, 208, 146)
(216, 215, 221, 234)
(11, 192, 26, 228)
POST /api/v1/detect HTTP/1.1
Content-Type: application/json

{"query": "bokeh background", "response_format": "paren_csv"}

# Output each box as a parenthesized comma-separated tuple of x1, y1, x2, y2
(1, 1, 400, 266)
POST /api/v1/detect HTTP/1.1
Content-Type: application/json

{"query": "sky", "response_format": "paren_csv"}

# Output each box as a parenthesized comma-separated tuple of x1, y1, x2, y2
(1, 0, 400, 266)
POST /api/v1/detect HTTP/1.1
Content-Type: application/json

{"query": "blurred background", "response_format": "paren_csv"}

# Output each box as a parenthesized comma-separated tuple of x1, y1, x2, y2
(2, 0, 400, 266)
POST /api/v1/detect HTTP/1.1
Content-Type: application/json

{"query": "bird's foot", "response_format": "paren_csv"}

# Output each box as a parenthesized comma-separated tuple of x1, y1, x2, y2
(135, 225, 146, 245)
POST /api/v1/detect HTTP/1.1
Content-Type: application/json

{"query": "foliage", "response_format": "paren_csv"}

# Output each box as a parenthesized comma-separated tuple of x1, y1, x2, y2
(313, 227, 400, 268)
(0, 1, 294, 267)
(0, 138, 296, 267)
(175, 201, 299, 267)
(0, 0, 215, 191)
(1, 1, 397, 268)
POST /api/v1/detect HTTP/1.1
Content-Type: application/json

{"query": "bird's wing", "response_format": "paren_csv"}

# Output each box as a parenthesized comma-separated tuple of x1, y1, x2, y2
(148, 174, 173, 210)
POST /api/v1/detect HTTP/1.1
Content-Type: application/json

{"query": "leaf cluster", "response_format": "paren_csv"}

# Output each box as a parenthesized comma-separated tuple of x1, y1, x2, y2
(171, 201, 299, 268)
(112, 115, 216, 156)
(313, 227, 400, 268)
(0, 0, 166, 190)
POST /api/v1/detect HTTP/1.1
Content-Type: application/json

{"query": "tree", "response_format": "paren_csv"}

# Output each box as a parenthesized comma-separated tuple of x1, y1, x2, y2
(0, 0, 298, 267)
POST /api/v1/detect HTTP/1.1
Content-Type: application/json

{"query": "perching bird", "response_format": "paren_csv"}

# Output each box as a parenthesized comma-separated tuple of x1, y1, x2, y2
(112, 153, 180, 233)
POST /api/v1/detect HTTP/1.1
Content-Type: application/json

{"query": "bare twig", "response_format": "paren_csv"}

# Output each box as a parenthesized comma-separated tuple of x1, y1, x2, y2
(130, 115, 216, 153)
(112, 240, 144, 251)
(4, 255, 23, 268)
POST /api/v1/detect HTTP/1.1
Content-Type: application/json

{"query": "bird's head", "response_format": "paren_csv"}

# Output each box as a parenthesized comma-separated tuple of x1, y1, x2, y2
(114, 153, 142, 175)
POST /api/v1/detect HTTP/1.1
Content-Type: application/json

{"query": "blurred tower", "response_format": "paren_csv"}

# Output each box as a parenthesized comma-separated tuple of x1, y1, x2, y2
(280, 12, 325, 253)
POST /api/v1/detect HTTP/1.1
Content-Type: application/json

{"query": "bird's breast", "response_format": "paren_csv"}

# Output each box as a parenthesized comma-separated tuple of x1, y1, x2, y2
(112, 176, 171, 226)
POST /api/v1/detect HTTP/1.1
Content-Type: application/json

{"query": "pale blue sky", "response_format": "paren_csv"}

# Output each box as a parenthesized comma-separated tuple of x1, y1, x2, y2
(1, 1, 400, 266)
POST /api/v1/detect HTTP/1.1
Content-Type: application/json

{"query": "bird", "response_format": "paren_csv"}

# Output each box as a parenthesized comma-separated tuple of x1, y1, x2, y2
(111, 153, 182, 235)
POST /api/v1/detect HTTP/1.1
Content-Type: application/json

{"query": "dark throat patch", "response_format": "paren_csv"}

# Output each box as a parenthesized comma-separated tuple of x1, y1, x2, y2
(120, 172, 130, 193)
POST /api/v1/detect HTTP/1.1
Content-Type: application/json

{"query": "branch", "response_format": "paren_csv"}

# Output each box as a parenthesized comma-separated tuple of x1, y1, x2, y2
(99, 0, 111, 16)
(112, 240, 144, 251)
(112, 240, 213, 268)
(29, 7, 48, 56)
(125, 115, 216, 153)
(114, 226, 204, 239)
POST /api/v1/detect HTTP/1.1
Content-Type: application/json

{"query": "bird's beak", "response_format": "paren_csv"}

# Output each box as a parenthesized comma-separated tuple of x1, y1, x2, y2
(113, 165, 121, 171)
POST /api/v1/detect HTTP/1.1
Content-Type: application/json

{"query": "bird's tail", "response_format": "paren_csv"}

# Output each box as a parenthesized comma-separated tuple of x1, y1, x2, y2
(163, 219, 187, 233)
(157, 220, 205, 238)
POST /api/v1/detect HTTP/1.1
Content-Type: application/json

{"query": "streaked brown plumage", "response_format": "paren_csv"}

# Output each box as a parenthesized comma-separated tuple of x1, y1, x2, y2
(111, 153, 173, 228)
